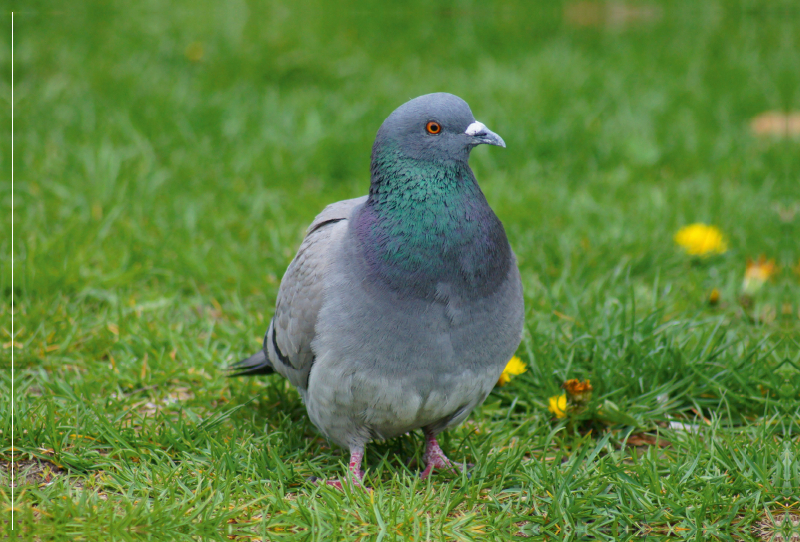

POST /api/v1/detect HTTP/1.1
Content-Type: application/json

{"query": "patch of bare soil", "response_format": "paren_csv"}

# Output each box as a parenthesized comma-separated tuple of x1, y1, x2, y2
(0, 458, 68, 489)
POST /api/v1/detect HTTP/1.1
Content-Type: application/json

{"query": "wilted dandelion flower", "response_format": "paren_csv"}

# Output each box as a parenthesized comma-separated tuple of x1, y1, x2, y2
(743, 255, 778, 295)
(674, 224, 727, 256)
(548, 394, 567, 418)
(497, 356, 527, 386)
(562, 379, 593, 404)
(749, 111, 800, 138)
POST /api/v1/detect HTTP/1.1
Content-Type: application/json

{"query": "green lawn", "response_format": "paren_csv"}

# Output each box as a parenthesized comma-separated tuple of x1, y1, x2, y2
(2, 1, 799, 540)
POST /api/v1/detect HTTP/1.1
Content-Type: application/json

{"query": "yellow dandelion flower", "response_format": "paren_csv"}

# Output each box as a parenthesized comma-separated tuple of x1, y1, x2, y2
(674, 224, 727, 256)
(708, 288, 721, 306)
(497, 356, 527, 386)
(548, 394, 567, 418)
(743, 255, 778, 295)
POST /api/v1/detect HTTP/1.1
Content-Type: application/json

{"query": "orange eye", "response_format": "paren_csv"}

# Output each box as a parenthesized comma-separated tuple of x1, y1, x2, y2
(426, 121, 441, 134)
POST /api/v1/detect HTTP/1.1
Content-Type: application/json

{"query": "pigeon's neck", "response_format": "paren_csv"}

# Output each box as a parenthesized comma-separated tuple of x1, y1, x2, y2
(354, 148, 511, 300)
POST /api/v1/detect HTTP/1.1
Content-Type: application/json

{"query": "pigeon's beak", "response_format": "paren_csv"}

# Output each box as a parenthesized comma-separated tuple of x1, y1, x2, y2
(465, 121, 506, 148)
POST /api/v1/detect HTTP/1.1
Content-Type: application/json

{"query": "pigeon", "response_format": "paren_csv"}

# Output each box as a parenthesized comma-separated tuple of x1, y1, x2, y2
(231, 93, 524, 487)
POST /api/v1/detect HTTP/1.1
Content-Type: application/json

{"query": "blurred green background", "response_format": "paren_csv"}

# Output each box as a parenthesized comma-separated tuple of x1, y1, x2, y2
(4, 2, 799, 306)
(2, 1, 799, 540)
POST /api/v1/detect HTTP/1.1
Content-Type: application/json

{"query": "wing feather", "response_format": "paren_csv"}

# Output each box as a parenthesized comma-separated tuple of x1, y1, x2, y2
(266, 196, 367, 390)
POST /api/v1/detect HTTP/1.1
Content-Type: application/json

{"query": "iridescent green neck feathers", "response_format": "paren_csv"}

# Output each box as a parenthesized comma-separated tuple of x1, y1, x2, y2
(354, 146, 511, 300)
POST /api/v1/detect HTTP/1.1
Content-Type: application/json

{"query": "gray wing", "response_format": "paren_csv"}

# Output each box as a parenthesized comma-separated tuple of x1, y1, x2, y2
(265, 196, 367, 391)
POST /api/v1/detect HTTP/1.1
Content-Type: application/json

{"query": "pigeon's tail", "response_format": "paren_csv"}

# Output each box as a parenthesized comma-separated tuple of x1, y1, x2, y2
(228, 349, 276, 377)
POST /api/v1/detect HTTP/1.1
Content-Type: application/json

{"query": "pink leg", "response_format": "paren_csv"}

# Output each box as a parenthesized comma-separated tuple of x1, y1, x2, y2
(420, 431, 460, 480)
(325, 447, 365, 489)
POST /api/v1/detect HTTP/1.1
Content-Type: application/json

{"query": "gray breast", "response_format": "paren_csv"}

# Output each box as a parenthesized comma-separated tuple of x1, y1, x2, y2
(303, 222, 524, 447)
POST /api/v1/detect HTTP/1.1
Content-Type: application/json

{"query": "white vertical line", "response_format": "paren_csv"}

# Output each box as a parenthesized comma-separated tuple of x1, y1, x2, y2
(10, 10, 15, 530)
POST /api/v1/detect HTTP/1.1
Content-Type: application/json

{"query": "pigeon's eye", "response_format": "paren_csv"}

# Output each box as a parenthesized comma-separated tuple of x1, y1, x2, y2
(426, 121, 442, 135)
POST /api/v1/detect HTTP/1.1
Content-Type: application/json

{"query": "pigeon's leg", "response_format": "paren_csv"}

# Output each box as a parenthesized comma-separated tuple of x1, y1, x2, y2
(326, 446, 365, 489)
(419, 430, 461, 480)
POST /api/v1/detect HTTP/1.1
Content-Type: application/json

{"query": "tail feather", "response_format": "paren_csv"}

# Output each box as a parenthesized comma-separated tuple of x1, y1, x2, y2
(228, 349, 275, 377)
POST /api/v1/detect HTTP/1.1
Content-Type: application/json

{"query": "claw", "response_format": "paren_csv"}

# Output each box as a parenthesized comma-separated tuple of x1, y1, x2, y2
(309, 447, 367, 490)
(419, 431, 469, 480)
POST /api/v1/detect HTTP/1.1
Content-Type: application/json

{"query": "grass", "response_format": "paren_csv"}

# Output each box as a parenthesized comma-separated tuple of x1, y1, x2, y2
(2, 1, 799, 540)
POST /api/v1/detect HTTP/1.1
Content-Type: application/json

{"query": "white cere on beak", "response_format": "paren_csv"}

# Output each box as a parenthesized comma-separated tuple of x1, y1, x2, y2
(465, 121, 488, 136)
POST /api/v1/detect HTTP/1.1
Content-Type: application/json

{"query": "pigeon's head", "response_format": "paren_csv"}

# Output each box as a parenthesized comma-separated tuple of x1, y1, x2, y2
(373, 93, 505, 164)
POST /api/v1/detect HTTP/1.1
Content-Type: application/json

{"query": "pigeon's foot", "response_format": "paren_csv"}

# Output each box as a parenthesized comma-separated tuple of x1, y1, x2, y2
(420, 431, 467, 480)
(311, 447, 367, 490)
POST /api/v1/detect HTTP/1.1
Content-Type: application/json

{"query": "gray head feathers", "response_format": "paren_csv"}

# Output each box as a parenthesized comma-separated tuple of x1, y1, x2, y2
(372, 93, 505, 165)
